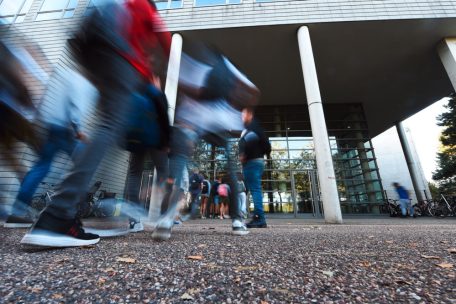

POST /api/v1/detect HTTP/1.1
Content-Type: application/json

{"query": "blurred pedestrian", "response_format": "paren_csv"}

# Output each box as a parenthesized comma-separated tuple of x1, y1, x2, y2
(239, 108, 271, 228)
(236, 172, 247, 218)
(152, 48, 259, 240)
(5, 68, 96, 228)
(392, 182, 415, 218)
(200, 175, 211, 218)
(21, 0, 171, 247)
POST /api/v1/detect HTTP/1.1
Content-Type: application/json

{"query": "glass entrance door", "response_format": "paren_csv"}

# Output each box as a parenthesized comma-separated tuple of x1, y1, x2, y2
(291, 170, 321, 217)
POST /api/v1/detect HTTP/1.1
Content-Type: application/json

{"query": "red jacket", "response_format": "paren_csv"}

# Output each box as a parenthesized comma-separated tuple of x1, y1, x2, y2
(123, 0, 172, 79)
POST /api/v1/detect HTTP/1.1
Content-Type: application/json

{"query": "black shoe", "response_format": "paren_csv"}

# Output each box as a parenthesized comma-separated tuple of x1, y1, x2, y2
(4, 215, 34, 228)
(21, 212, 100, 247)
(246, 215, 267, 228)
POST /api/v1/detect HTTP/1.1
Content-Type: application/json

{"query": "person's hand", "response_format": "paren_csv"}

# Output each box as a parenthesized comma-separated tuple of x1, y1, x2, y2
(76, 132, 89, 143)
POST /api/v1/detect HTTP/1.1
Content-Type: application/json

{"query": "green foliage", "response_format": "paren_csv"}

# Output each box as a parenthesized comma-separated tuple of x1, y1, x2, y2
(432, 97, 456, 194)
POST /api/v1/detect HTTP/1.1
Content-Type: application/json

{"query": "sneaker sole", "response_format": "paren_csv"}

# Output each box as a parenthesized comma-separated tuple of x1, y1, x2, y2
(85, 228, 129, 238)
(20, 233, 100, 247)
(232, 229, 250, 236)
(4, 223, 33, 228)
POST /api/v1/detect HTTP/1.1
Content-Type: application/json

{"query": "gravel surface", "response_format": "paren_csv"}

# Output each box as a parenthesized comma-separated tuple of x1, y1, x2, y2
(0, 217, 455, 303)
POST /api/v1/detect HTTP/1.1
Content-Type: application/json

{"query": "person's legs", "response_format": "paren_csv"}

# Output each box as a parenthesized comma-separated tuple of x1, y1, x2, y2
(399, 199, 408, 217)
(125, 148, 147, 231)
(243, 159, 266, 227)
(21, 55, 141, 246)
(408, 200, 415, 217)
(11, 125, 74, 218)
(238, 192, 247, 217)
(153, 127, 198, 240)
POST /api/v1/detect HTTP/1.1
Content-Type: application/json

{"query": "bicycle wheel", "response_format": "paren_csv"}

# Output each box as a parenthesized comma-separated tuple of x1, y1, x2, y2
(413, 205, 422, 217)
(30, 195, 46, 212)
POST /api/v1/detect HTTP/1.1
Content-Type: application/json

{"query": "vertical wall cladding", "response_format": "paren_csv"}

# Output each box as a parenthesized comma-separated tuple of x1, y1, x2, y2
(0, 0, 129, 209)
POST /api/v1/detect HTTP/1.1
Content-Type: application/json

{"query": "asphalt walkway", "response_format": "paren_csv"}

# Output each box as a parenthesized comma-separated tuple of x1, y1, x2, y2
(1, 217, 455, 303)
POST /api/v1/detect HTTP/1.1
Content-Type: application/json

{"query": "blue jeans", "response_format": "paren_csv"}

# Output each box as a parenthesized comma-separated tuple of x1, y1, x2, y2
(12, 124, 76, 216)
(243, 159, 265, 219)
(399, 198, 414, 216)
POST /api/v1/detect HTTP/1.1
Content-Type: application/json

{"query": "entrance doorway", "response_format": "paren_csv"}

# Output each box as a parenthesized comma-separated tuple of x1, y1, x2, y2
(291, 170, 321, 217)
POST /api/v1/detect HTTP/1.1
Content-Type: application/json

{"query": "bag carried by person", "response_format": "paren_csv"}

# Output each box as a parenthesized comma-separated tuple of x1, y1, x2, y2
(69, 2, 132, 77)
(201, 180, 210, 195)
(217, 183, 229, 197)
(126, 84, 170, 152)
(189, 173, 202, 191)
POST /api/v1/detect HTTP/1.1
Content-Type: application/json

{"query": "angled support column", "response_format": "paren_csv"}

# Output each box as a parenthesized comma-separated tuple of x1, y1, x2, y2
(148, 33, 183, 222)
(438, 38, 456, 91)
(297, 26, 343, 224)
(395, 122, 425, 203)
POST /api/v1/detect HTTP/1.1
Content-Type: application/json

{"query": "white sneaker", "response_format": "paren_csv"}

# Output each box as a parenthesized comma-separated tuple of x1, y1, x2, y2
(129, 221, 144, 233)
(232, 219, 249, 236)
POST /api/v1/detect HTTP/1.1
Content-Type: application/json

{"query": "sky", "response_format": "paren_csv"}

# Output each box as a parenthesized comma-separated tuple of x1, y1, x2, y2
(402, 98, 448, 182)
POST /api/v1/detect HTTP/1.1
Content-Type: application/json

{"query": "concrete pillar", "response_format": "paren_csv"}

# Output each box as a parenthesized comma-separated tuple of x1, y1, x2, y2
(438, 38, 456, 90)
(396, 122, 425, 203)
(297, 26, 343, 224)
(148, 33, 183, 222)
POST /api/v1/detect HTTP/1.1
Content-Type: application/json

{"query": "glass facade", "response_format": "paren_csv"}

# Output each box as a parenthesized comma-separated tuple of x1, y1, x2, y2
(140, 104, 384, 214)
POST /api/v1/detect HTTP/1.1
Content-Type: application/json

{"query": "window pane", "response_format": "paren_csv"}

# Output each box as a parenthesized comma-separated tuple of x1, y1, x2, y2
(36, 11, 63, 21)
(63, 9, 74, 18)
(155, 0, 168, 10)
(0, 0, 23, 16)
(41, 0, 68, 12)
(228, 0, 240, 3)
(170, 0, 182, 8)
(195, 0, 226, 6)
(0, 16, 14, 23)
(68, 0, 78, 9)
(19, 0, 33, 14)
(15, 14, 25, 22)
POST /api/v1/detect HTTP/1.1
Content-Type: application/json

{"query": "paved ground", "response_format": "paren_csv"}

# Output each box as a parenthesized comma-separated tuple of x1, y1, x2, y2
(0, 217, 455, 303)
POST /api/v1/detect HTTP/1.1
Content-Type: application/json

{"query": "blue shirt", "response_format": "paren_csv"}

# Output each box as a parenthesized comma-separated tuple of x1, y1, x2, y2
(396, 186, 409, 200)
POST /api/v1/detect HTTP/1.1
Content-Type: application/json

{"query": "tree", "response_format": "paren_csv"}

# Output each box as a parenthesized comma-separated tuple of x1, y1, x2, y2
(432, 96, 456, 194)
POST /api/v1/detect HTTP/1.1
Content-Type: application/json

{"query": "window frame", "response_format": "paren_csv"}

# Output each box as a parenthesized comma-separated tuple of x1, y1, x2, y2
(155, 0, 184, 10)
(0, 0, 34, 24)
(35, 0, 79, 21)
(193, 0, 242, 8)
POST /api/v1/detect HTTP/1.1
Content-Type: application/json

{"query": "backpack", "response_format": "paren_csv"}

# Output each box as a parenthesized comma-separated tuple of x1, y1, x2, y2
(201, 180, 210, 195)
(69, 2, 132, 77)
(189, 174, 202, 190)
(217, 183, 229, 197)
(125, 84, 170, 152)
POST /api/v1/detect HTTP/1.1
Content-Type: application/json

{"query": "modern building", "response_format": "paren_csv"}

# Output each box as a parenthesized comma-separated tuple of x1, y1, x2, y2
(1, 0, 456, 222)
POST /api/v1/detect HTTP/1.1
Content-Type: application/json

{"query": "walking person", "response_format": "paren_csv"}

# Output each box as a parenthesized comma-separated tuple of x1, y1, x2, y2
(21, 0, 171, 247)
(186, 169, 204, 219)
(152, 48, 260, 240)
(200, 176, 211, 218)
(239, 108, 271, 228)
(5, 68, 96, 228)
(236, 172, 247, 218)
(393, 182, 415, 218)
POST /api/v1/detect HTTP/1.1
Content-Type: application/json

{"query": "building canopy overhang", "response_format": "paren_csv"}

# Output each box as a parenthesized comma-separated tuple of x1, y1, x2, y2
(179, 18, 456, 137)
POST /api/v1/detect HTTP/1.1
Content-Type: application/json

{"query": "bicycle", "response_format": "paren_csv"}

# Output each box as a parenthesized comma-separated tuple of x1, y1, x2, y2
(30, 182, 55, 212)
(383, 199, 402, 217)
(432, 194, 455, 218)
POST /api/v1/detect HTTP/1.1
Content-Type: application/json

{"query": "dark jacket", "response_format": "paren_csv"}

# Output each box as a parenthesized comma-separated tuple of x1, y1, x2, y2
(239, 119, 271, 162)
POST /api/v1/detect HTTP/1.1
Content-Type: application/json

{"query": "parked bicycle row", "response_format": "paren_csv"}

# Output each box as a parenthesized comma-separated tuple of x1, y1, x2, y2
(383, 194, 456, 218)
